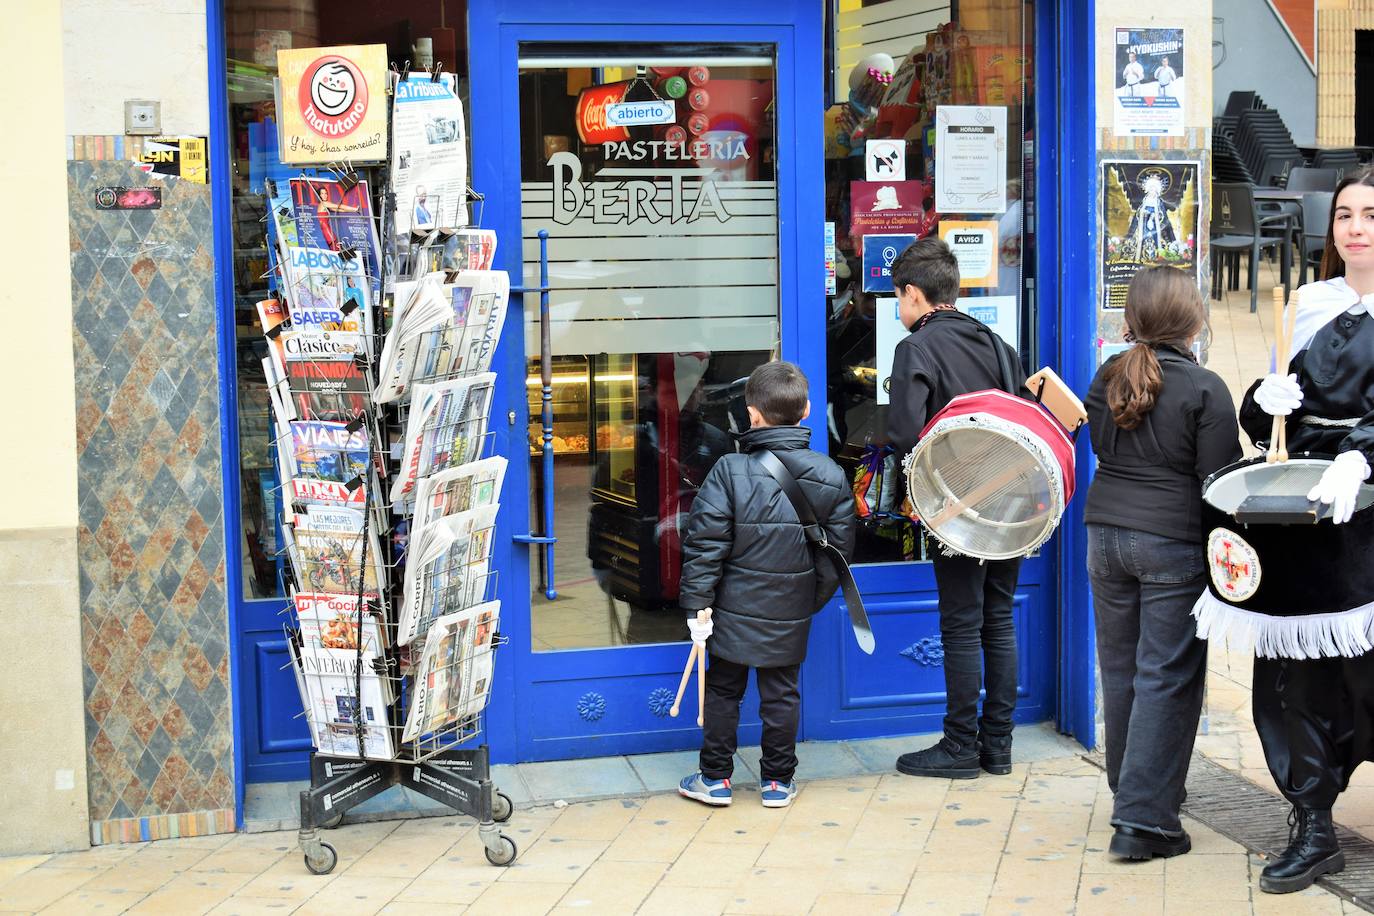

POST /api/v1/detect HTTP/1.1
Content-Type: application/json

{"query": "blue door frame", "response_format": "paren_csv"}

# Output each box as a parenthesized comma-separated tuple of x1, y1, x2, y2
(209, 0, 1099, 818)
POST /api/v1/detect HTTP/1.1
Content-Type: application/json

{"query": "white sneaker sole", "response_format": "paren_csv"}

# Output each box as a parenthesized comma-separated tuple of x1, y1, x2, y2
(679, 787, 732, 807)
(761, 795, 794, 808)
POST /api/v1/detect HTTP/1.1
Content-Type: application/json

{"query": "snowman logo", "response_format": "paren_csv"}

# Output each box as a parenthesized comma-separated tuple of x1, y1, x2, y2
(311, 61, 356, 116)
(299, 55, 370, 137)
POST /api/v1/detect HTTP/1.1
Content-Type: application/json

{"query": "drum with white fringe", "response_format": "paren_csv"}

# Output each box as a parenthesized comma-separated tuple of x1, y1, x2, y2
(903, 390, 1077, 560)
(1193, 454, 1374, 659)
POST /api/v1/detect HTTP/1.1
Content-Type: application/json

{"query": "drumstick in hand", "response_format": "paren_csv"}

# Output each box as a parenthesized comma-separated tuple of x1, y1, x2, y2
(696, 609, 711, 727)
(1268, 286, 1286, 464)
(1277, 287, 1300, 462)
(669, 641, 698, 719)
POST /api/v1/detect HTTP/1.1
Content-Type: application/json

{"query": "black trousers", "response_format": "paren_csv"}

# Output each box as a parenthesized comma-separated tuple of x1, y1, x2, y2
(699, 654, 801, 783)
(930, 551, 1023, 751)
(1253, 652, 1374, 809)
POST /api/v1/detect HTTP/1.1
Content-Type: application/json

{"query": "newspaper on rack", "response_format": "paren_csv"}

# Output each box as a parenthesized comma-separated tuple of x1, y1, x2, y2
(373, 270, 508, 403)
(388, 372, 496, 505)
(391, 72, 468, 234)
(397, 503, 499, 647)
(411, 228, 497, 275)
(289, 637, 395, 759)
(401, 600, 500, 744)
(412, 457, 507, 537)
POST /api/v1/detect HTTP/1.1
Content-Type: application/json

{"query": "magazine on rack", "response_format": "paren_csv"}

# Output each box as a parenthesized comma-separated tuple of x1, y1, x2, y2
(397, 504, 499, 646)
(388, 372, 496, 505)
(284, 505, 385, 596)
(401, 600, 499, 744)
(289, 637, 395, 759)
(293, 590, 387, 654)
(373, 271, 508, 403)
(391, 71, 468, 234)
(411, 228, 496, 274)
(268, 176, 384, 298)
(279, 420, 373, 510)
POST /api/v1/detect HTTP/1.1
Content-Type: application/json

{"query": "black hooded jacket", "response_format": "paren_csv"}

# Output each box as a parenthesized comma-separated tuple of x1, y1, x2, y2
(678, 425, 856, 667)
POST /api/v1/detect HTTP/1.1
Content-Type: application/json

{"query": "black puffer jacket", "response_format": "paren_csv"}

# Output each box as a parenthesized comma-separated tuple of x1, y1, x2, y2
(678, 426, 855, 667)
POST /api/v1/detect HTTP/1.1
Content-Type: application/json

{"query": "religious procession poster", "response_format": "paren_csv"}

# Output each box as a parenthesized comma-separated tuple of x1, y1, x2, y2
(1100, 159, 1200, 310)
(277, 44, 389, 164)
(1112, 28, 1185, 137)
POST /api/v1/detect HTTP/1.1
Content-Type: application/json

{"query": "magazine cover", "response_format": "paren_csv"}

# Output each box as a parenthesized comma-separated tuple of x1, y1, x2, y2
(287, 177, 384, 297)
(439, 229, 497, 272)
(400, 601, 500, 744)
(276, 45, 389, 165)
(289, 523, 383, 595)
(391, 72, 469, 233)
(288, 420, 370, 484)
(290, 639, 395, 758)
(280, 246, 373, 340)
(282, 336, 369, 421)
(388, 373, 496, 504)
(293, 590, 386, 654)
(398, 504, 499, 646)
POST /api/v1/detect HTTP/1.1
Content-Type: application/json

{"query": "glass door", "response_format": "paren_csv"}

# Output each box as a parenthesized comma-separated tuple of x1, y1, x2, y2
(504, 43, 784, 758)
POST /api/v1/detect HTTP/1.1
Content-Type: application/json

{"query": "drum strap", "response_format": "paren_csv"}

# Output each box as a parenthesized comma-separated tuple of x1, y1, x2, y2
(752, 449, 874, 655)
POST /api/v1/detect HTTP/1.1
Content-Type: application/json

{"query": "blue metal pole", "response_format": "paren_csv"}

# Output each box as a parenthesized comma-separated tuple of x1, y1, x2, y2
(537, 230, 557, 600)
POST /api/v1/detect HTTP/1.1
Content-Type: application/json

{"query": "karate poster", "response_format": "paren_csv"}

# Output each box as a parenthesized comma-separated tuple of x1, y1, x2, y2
(1101, 160, 1200, 310)
(939, 221, 999, 287)
(277, 45, 389, 164)
(934, 106, 1007, 214)
(1113, 28, 1185, 137)
(391, 72, 469, 233)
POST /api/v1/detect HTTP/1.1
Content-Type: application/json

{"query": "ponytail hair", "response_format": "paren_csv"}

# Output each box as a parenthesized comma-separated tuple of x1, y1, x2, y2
(1102, 266, 1205, 430)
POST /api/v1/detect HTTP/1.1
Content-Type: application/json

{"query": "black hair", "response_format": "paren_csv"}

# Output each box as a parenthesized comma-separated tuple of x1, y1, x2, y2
(890, 237, 960, 307)
(745, 360, 809, 425)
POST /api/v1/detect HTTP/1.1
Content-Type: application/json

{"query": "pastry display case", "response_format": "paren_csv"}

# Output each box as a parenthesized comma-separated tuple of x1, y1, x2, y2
(526, 356, 591, 455)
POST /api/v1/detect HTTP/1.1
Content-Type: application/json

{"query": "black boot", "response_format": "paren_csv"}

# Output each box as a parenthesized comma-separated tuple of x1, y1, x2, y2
(1259, 806, 1344, 894)
(1109, 825, 1191, 860)
(896, 737, 979, 779)
(977, 733, 1012, 776)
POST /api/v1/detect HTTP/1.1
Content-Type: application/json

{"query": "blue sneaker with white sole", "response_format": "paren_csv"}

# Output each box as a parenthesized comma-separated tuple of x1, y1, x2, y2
(679, 772, 732, 806)
(760, 779, 797, 808)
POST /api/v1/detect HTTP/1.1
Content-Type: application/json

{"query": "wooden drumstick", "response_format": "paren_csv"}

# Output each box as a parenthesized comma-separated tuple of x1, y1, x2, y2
(1268, 286, 1285, 464)
(668, 641, 698, 719)
(696, 609, 711, 728)
(928, 459, 1028, 530)
(1277, 288, 1301, 462)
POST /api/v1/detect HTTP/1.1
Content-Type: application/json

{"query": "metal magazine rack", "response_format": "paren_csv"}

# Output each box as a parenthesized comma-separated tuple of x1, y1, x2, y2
(255, 141, 522, 874)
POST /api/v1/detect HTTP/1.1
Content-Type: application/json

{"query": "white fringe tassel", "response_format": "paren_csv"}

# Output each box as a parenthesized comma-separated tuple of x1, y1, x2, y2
(1192, 590, 1374, 659)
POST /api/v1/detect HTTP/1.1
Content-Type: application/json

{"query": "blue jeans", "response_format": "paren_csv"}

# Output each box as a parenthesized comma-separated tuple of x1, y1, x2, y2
(1087, 524, 1208, 836)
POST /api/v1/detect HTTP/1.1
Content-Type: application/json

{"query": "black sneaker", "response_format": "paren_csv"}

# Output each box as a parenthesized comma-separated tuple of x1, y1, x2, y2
(978, 734, 1013, 776)
(1108, 825, 1192, 860)
(896, 738, 979, 779)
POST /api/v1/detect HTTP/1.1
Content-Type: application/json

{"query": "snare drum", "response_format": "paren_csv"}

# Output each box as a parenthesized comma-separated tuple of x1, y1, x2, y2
(1193, 454, 1374, 658)
(904, 390, 1077, 560)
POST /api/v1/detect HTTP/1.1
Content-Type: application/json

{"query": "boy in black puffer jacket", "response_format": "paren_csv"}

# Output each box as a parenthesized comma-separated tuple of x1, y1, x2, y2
(677, 361, 854, 809)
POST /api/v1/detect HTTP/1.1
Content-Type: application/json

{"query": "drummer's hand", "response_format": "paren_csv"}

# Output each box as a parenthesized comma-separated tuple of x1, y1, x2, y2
(687, 611, 713, 646)
(1308, 451, 1371, 525)
(1255, 373, 1304, 416)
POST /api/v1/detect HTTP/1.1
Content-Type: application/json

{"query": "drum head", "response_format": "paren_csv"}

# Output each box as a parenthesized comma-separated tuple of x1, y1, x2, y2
(1203, 456, 1374, 515)
(906, 420, 1062, 560)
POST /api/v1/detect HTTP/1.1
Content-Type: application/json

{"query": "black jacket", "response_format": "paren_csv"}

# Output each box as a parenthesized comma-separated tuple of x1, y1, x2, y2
(886, 310, 1027, 458)
(1240, 307, 1374, 466)
(1085, 347, 1242, 543)
(678, 425, 855, 667)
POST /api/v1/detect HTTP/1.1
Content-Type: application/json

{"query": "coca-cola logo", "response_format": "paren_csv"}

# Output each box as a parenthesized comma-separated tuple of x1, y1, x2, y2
(575, 83, 630, 144)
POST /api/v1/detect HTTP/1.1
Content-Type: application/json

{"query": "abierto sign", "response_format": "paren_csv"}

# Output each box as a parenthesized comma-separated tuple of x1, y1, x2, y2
(605, 100, 676, 127)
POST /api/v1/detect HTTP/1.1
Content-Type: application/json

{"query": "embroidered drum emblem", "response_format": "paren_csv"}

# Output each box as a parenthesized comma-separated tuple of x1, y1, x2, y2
(1208, 527, 1262, 602)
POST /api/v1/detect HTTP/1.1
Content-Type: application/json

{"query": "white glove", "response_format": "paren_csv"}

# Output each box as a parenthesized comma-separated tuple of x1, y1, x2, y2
(1307, 451, 1371, 525)
(1255, 373, 1304, 416)
(687, 613, 713, 645)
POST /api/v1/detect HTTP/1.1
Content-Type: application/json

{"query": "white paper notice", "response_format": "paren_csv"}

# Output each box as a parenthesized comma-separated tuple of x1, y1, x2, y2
(875, 297, 905, 406)
(957, 295, 1018, 351)
(391, 72, 469, 233)
(934, 106, 1007, 214)
(939, 220, 999, 288)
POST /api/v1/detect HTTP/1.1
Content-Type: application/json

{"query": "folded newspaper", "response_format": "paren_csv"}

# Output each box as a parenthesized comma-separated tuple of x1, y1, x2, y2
(388, 373, 496, 505)
(397, 503, 499, 647)
(401, 600, 500, 744)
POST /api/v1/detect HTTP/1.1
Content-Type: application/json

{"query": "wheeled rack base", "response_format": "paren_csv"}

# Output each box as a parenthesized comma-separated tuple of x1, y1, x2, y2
(297, 744, 518, 874)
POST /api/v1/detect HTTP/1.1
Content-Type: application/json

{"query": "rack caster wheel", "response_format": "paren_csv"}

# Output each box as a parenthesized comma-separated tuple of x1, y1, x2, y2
(304, 841, 338, 875)
(484, 834, 518, 867)
(319, 811, 344, 830)
(492, 791, 513, 824)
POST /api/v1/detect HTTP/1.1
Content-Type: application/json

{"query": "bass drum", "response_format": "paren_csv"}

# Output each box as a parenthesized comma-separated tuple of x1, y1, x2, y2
(903, 390, 1077, 561)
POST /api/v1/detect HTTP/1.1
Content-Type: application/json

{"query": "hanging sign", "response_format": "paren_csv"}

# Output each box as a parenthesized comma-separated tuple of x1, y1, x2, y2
(605, 100, 676, 127)
(277, 44, 389, 164)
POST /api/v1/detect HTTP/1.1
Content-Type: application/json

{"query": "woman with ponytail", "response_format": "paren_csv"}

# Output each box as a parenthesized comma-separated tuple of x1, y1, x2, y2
(1084, 265, 1242, 861)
